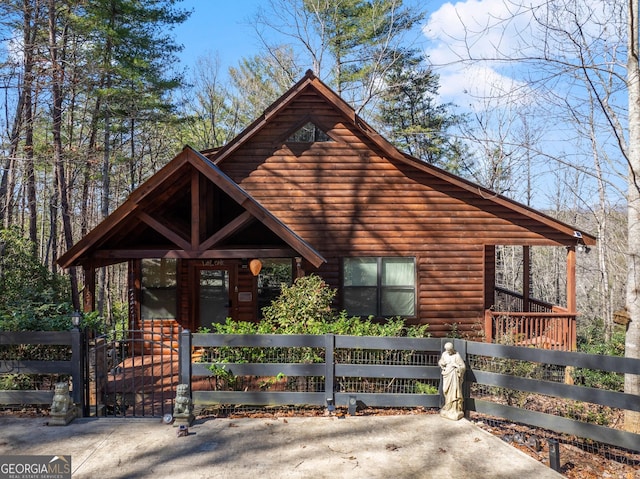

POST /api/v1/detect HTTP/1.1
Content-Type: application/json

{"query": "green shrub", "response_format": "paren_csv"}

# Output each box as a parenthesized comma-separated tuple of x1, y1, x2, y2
(575, 320, 625, 391)
(0, 374, 33, 390)
(201, 274, 430, 369)
(261, 274, 335, 334)
(255, 273, 430, 337)
(414, 381, 439, 394)
(0, 228, 72, 331)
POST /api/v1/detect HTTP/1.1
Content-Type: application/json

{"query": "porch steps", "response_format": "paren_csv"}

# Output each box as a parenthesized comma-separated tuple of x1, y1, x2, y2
(137, 319, 180, 355)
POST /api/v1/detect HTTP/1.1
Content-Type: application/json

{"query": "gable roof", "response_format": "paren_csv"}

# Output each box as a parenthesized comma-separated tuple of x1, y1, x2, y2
(58, 146, 326, 268)
(208, 70, 596, 247)
(61, 71, 596, 270)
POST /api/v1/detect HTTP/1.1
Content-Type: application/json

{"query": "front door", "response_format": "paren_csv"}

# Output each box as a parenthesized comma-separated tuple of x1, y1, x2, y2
(197, 265, 235, 330)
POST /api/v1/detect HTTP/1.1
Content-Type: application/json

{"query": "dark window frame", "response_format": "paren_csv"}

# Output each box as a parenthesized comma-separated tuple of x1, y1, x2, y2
(140, 258, 178, 320)
(342, 257, 417, 319)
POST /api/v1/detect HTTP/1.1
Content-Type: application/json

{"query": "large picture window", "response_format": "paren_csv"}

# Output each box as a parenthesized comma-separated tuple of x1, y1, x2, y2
(141, 259, 177, 320)
(343, 257, 416, 317)
(257, 258, 293, 318)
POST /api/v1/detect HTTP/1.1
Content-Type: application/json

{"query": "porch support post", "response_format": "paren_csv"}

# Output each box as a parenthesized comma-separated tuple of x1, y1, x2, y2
(567, 246, 576, 313)
(128, 260, 141, 330)
(523, 246, 530, 312)
(82, 265, 96, 313)
(295, 256, 305, 279)
(179, 329, 192, 387)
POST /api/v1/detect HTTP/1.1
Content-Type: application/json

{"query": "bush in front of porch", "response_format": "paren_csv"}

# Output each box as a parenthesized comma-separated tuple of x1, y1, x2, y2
(201, 274, 430, 338)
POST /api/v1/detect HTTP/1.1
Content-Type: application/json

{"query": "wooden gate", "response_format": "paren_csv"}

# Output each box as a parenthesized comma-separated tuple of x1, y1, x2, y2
(85, 320, 180, 417)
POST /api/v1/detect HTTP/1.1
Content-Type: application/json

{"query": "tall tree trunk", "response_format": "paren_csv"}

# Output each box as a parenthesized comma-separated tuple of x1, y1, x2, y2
(0, 156, 13, 227)
(82, 89, 104, 235)
(584, 94, 614, 341)
(48, 0, 79, 310)
(625, 0, 640, 434)
(24, 0, 39, 250)
(98, 91, 111, 316)
(0, 77, 26, 227)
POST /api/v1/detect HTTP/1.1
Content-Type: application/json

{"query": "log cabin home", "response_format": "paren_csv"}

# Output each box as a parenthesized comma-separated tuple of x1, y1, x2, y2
(58, 70, 596, 351)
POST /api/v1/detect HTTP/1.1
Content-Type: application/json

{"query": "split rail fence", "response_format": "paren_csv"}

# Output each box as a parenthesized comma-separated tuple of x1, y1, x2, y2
(0, 330, 83, 406)
(1, 329, 639, 455)
(179, 331, 640, 453)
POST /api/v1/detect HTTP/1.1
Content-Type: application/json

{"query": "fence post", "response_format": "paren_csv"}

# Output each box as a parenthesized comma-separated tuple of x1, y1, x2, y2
(70, 328, 84, 416)
(454, 338, 469, 418)
(325, 334, 335, 408)
(179, 329, 192, 390)
(548, 438, 561, 471)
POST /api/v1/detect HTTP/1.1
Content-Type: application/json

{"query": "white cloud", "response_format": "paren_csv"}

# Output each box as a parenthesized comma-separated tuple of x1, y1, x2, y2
(423, 0, 629, 208)
(424, 0, 540, 109)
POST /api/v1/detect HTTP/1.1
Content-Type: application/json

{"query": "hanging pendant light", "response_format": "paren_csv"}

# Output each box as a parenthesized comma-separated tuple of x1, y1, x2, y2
(249, 259, 262, 276)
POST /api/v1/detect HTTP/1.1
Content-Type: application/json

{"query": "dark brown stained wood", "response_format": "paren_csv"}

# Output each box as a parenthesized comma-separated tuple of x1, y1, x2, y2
(200, 211, 254, 250)
(178, 260, 191, 331)
(63, 71, 595, 339)
(137, 211, 191, 250)
(191, 169, 200, 250)
(92, 247, 300, 259)
(236, 267, 257, 322)
(215, 81, 591, 333)
(58, 147, 325, 269)
(219, 81, 596, 249)
(130, 259, 142, 329)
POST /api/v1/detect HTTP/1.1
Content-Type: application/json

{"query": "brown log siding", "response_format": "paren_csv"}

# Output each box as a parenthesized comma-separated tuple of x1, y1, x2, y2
(215, 92, 560, 335)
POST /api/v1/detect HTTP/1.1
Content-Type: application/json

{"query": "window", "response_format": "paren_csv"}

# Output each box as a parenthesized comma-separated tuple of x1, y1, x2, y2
(343, 257, 416, 317)
(141, 259, 177, 319)
(257, 258, 293, 318)
(287, 122, 331, 142)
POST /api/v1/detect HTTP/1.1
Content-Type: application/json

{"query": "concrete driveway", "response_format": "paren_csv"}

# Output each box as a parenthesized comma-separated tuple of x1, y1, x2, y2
(0, 414, 563, 478)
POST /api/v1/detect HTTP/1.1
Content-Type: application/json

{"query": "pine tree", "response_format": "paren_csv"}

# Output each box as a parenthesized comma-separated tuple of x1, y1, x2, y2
(376, 53, 467, 173)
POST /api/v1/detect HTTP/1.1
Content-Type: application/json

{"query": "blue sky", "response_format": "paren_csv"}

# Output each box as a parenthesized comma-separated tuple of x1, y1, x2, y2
(173, 0, 269, 74)
(171, 0, 536, 110)
(173, 0, 436, 79)
(170, 0, 627, 209)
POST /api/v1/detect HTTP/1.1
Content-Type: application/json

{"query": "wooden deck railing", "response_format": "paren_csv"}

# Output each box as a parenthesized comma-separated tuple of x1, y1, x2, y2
(484, 310, 577, 351)
(486, 287, 577, 351)
(494, 286, 560, 313)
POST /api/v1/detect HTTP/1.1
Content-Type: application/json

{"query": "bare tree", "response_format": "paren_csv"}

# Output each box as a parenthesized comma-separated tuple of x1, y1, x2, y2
(180, 55, 237, 150)
(625, 0, 640, 432)
(432, 0, 638, 431)
(228, 47, 301, 126)
(252, 0, 425, 116)
(47, 0, 79, 309)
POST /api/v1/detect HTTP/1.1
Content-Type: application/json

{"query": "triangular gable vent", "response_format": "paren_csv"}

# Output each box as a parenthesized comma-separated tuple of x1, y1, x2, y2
(287, 122, 332, 143)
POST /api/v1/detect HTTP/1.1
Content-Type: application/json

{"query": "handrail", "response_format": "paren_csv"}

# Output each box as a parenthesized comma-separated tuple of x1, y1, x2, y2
(484, 309, 577, 351)
(494, 286, 558, 313)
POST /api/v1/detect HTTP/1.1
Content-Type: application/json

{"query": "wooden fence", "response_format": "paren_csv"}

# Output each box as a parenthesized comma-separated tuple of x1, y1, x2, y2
(1, 329, 639, 453)
(180, 332, 442, 410)
(0, 330, 84, 406)
(179, 331, 640, 453)
(465, 341, 640, 452)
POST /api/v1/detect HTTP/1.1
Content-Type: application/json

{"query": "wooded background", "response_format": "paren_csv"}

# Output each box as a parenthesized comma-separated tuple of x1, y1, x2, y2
(0, 1, 635, 396)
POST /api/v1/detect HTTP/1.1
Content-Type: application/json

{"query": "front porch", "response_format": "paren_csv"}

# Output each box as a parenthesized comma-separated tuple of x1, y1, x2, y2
(482, 241, 581, 352)
(485, 287, 577, 351)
